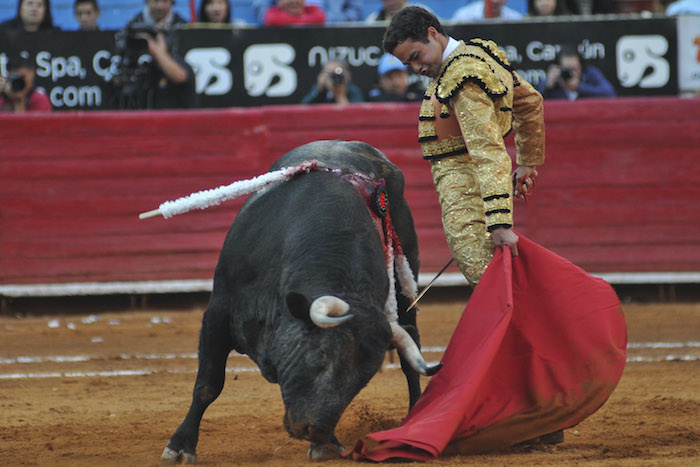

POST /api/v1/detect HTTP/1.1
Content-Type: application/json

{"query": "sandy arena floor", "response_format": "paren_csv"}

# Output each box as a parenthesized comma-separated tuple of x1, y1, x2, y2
(0, 296, 698, 466)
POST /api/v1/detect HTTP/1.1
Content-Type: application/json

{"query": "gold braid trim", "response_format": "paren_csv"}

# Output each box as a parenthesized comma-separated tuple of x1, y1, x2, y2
(467, 39, 511, 70)
(419, 101, 435, 121)
(418, 82, 438, 141)
(436, 54, 508, 106)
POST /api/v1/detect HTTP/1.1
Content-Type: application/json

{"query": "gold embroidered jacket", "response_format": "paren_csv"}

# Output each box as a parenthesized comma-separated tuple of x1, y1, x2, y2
(418, 39, 545, 231)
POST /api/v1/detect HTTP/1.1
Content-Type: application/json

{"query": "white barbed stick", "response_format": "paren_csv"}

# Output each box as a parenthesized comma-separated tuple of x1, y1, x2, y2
(138, 160, 318, 220)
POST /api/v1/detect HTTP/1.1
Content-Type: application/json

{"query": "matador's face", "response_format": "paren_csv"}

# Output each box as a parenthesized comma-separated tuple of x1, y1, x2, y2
(392, 26, 446, 79)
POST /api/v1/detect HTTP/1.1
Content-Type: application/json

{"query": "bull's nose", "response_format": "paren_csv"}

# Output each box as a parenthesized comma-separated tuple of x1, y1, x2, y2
(283, 411, 331, 444)
(283, 411, 309, 440)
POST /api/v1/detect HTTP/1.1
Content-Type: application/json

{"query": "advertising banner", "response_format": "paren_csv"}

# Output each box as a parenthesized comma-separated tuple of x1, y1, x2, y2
(0, 16, 680, 111)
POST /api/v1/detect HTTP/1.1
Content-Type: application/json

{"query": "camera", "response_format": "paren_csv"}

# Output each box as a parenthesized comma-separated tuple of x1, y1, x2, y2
(329, 67, 346, 86)
(114, 24, 159, 69)
(560, 66, 574, 81)
(8, 72, 26, 92)
(111, 23, 162, 109)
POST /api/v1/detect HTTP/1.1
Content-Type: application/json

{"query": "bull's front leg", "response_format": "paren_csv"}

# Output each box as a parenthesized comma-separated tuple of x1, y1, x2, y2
(162, 306, 232, 465)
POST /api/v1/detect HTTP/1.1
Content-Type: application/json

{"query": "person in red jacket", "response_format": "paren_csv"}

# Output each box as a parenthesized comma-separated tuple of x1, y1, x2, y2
(0, 55, 52, 113)
(264, 0, 325, 25)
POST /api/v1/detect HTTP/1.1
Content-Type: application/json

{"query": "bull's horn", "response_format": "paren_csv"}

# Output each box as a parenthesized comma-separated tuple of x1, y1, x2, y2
(390, 322, 442, 376)
(310, 296, 354, 328)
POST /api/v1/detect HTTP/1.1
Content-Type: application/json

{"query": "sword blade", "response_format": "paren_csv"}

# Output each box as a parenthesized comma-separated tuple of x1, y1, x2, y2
(405, 258, 455, 312)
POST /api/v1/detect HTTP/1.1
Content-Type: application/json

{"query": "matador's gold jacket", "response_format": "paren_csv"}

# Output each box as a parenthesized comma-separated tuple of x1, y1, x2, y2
(419, 39, 545, 232)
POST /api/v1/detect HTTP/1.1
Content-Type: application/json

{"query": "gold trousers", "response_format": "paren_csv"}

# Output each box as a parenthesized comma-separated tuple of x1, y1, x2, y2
(430, 157, 495, 285)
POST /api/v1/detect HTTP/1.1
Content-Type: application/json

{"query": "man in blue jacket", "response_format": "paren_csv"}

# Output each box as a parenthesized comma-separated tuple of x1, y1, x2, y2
(538, 45, 616, 100)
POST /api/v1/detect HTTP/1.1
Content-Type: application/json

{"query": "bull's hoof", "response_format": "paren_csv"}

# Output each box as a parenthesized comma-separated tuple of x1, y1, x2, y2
(307, 440, 346, 460)
(161, 446, 196, 465)
(514, 430, 564, 447)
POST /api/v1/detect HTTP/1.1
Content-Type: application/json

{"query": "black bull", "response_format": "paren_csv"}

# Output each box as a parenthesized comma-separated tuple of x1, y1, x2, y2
(162, 140, 441, 464)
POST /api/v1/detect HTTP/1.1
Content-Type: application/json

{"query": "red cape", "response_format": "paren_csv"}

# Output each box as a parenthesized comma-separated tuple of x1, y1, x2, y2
(351, 235, 627, 461)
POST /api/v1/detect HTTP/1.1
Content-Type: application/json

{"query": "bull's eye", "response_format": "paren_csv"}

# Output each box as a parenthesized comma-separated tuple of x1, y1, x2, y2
(305, 348, 328, 368)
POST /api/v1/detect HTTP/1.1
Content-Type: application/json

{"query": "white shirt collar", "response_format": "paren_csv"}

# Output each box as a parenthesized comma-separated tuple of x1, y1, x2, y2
(442, 37, 460, 63)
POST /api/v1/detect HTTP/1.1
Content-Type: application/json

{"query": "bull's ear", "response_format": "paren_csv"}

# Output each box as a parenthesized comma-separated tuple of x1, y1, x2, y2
(286, 291, 311, 322)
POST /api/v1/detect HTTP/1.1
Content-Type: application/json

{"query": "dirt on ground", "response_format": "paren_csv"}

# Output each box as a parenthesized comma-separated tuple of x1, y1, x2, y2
(0, 295, 698, 466)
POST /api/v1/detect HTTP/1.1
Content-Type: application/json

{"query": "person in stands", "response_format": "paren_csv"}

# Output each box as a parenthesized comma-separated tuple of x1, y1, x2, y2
(451, 0, 523, 21)
(263, 0, 326, 26)
(74, 0, 100, 30)
(527, 0, 575, 15)
(301, 60, 363, 104)
(198, 0, 231, 23)
(367, 53, 425, 102)
(0, 0, 59, 32)
(0, 54, 52, 113)
(538, 45, 616, 100)
(253, 0, 361, 24)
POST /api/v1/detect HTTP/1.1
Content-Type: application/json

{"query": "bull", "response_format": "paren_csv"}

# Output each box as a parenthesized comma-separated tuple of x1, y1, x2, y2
(162, 140, 441, 464)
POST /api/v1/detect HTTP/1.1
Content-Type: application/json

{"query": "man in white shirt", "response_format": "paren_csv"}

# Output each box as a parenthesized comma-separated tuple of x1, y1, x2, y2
(451, 0, 523, 21)
(666, 0, 700, 15)
(366, 0, 437, 22)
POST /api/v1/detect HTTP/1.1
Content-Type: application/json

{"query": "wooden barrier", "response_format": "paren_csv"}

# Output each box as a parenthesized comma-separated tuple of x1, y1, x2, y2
(1, 97, 699, 294)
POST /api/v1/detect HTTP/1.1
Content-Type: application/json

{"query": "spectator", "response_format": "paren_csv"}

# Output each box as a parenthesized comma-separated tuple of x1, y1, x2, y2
(367, 53, 424, 102)
(301, 60, 363, 104)
(127, 0, 187, 29)
(366, 0, 435, 22)
(253, 0, 362, 24)
(0, 0, 59, 32)
(198, 0, 231, 23)
(666, 0, 700, 14)
(452, 0, 523, 20)
(322, 0, 363, 22)
(599, 0, 617, 13)
(0, 55, 52, 113)
(527, 0, 573, 15)
(564, 0, 582, 13)
(116, 30, 197, 109)
(538, 45, 616, 100)
(263, 0, 326, 26)
(74, 0, 100, 30)
(114, 0, 196, 109)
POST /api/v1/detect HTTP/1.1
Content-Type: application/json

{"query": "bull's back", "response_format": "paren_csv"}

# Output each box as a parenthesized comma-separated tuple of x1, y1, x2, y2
(270, 140, 402, 187)
(217, 170, 385, 293)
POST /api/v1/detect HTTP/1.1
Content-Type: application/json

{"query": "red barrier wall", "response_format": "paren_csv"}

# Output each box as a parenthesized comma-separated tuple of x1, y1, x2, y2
(1, 97, 699, 288)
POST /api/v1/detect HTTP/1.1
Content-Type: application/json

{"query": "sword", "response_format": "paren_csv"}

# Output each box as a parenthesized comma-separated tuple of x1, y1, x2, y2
(405, 258, 455, 313)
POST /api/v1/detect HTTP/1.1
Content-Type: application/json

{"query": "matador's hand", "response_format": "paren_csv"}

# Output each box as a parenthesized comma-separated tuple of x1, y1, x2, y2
(513, 166, 538, 199)
(491, 227, 519, 256)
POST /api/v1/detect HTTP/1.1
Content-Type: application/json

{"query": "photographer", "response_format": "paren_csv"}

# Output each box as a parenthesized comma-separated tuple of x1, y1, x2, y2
(111, 26, 197, 109)
(111, 0, 196, 110)
(539, 45, 616, 101)
(0, 55, 52, 113)
(112, 27, 198, 110)
(301, 60, 363, 105)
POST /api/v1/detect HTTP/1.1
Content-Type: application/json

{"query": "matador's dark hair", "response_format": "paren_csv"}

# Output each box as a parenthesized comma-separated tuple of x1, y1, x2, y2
(382, 6, 447, 54)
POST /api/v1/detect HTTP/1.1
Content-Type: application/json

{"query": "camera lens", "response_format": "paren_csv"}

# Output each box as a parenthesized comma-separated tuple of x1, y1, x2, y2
(330, 68, 345, 86)
(560, 67, 573, 81)
(8, 73, 26, 92)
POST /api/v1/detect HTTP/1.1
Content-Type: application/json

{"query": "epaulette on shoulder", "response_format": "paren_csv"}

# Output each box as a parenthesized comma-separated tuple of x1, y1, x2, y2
(467, 38, 512, 71)
(436, 54, 508, 103)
